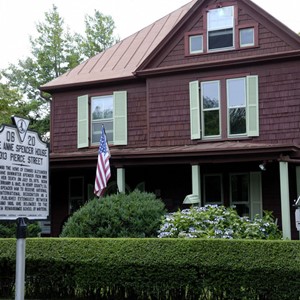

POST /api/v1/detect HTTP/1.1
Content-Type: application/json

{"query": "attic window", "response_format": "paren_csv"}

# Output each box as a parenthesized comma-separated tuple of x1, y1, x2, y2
(189, 35, 203, 54)
(240, 28, 255, 47)
(207, 6, 234, 51)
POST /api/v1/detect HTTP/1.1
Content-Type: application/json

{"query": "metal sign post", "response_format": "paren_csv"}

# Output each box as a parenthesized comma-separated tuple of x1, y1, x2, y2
(0, 116, 49, 300)
(15, 218, 27, 300)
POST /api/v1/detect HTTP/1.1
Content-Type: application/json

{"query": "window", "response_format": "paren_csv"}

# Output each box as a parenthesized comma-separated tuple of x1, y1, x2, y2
(227, 78, 246, 135)
(230, 173, 249, 216)
(185, 6, 258, 55)
(240, 28, 254, 47)
(91, 95, 113, 144)
(204, 174, 223, 205)
(189, 35, 203, 54)
(230, 172, 262, 219)
(77, 91, 127, 148)
(189, 76, 259, 140)
(201, 81, 220, 137)
(207, 6, 234, 51)
(194, 171, 262, 219)
(69, 177, 84, 213)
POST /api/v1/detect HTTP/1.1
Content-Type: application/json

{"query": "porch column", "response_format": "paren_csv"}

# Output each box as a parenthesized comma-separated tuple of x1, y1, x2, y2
(279, 161, 291, 239)
(117, 168, 125, 193)
(296, 167, 300, 239)
(192, 165, 201, 206)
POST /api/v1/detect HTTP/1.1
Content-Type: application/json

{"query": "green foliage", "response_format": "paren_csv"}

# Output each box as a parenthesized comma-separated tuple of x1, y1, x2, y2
(0, 5, 118, 139)
(0, 80, 22, 125)
(158, 205, 282, 239)
(80, 10, 120, 58)
(60, 190, 166, 238)
(1, 238, 300, 299)
(0, 220, 41, 238)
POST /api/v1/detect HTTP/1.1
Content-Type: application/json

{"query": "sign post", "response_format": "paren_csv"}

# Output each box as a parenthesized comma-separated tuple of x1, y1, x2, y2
(0, 116, 49, 300)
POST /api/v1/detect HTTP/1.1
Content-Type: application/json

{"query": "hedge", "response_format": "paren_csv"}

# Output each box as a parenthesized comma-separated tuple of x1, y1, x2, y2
(1, 238, 300, 299)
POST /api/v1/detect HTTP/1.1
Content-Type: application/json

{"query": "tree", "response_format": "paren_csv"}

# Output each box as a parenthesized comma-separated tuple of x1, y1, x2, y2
(0, 76, 22, 125)
(80, 10, 119, 59)
(1, 5, 118, 139)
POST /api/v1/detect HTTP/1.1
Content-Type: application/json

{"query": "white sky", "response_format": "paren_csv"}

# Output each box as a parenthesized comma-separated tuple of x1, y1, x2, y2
(0, 0, 299, 70)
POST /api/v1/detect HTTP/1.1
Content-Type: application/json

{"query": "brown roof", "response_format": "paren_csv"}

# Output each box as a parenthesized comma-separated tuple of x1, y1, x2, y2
(50, 142, 300, 168)
(41, 0, 300, 92)
(41, 0, 197, 91)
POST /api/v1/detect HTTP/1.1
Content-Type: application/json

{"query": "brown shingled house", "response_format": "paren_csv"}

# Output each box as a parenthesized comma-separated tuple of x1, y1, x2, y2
(41, 0, 300, 238)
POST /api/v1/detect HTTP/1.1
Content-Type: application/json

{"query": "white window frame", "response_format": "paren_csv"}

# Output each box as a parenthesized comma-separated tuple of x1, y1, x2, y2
(91, 95, 113, 145)
(207, 6, 235, 51)
(189, 76, 258, 140)
(227, 77, 247, 137)
(240, 27, 255, 47)
(189, 35, 203, 54)
(201, 80, 221, 138)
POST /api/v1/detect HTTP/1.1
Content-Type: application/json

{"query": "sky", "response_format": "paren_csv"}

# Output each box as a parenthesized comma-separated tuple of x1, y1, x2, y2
(0, 0, 299, 70)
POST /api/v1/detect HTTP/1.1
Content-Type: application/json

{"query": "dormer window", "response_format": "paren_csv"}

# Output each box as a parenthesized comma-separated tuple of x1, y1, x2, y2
(207, 6, 234, 51)
(185, 5, 258, 56)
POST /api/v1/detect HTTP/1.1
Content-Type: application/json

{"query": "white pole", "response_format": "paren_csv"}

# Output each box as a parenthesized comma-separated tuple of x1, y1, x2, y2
(15, 218, 26, 300)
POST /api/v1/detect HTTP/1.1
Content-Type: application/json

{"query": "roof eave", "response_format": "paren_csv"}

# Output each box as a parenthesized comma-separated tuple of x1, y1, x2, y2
(39, 74, 137, 93)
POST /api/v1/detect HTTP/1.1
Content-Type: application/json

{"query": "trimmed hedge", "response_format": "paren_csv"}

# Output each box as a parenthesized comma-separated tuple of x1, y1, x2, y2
(1, 238, 300, 299)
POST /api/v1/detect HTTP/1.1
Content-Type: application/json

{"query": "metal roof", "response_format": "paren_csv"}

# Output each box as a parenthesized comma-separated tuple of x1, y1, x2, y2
(41, 0, 197, 90)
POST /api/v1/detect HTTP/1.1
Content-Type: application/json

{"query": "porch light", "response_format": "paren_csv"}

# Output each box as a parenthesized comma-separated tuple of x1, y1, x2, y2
(259, 162, 266, 171)
(183, 194, 200, 204)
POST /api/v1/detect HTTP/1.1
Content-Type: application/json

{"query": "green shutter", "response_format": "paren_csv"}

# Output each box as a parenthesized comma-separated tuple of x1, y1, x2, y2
(113, 91, 127, 145)
(247, 75, 259, 137)
(250, 172, 262, 218)
(189, 81, 201, 140)
(77, 95, 89, 148)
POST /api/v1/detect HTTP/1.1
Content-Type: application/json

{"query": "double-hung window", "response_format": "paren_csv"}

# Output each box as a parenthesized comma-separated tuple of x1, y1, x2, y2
(91, 95, 113, 144)
(207, 6, 234, 51)
(77, 91, 127, 148)
(189, 75, 259, 140)
(201, 81, 220, 137)
(227, 78, 246, 135)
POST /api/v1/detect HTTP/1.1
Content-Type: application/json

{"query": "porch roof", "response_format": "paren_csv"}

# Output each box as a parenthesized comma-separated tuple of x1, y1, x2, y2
(50, 142, 300, 168)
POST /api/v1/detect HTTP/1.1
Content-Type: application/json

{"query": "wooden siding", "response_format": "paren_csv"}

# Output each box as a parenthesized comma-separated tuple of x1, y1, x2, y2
(51, 56, 300, 154)
(50, 83, 148, 153)
(148, 1, 296, 69)
(145, 59, 300, 147)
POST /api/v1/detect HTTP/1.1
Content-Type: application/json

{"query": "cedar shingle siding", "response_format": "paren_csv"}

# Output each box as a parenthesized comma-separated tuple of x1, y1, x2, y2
(41, 0, 300, 237)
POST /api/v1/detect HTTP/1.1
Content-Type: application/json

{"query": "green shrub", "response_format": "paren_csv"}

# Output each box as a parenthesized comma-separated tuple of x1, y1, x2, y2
(60, 190, 166, 238)
(0, 220, 41, 238)
(1, 238, 300, 299)
(158, 205, 282, 239)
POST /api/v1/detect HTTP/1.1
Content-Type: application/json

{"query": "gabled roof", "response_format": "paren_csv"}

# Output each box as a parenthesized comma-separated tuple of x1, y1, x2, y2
(41, 0, 197, 91)
(41, 0, 300, 92)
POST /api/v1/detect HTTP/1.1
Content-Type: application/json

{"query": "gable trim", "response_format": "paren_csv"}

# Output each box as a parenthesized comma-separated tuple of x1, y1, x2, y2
(135, 49, 300, 77)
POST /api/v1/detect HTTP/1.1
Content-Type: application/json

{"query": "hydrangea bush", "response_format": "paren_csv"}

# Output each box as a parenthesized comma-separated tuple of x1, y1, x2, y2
(158, 205, 282, 239)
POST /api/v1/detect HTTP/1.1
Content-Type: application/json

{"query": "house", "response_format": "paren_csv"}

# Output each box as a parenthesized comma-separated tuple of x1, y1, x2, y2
(41, 0, 300, 238)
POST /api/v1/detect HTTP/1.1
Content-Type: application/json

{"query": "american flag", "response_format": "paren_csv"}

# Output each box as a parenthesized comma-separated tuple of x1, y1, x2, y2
(94, 126, 111, 197)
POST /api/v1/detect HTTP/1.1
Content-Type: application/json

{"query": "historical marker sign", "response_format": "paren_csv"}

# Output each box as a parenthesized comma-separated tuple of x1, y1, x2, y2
(0, 116, 49, 220)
